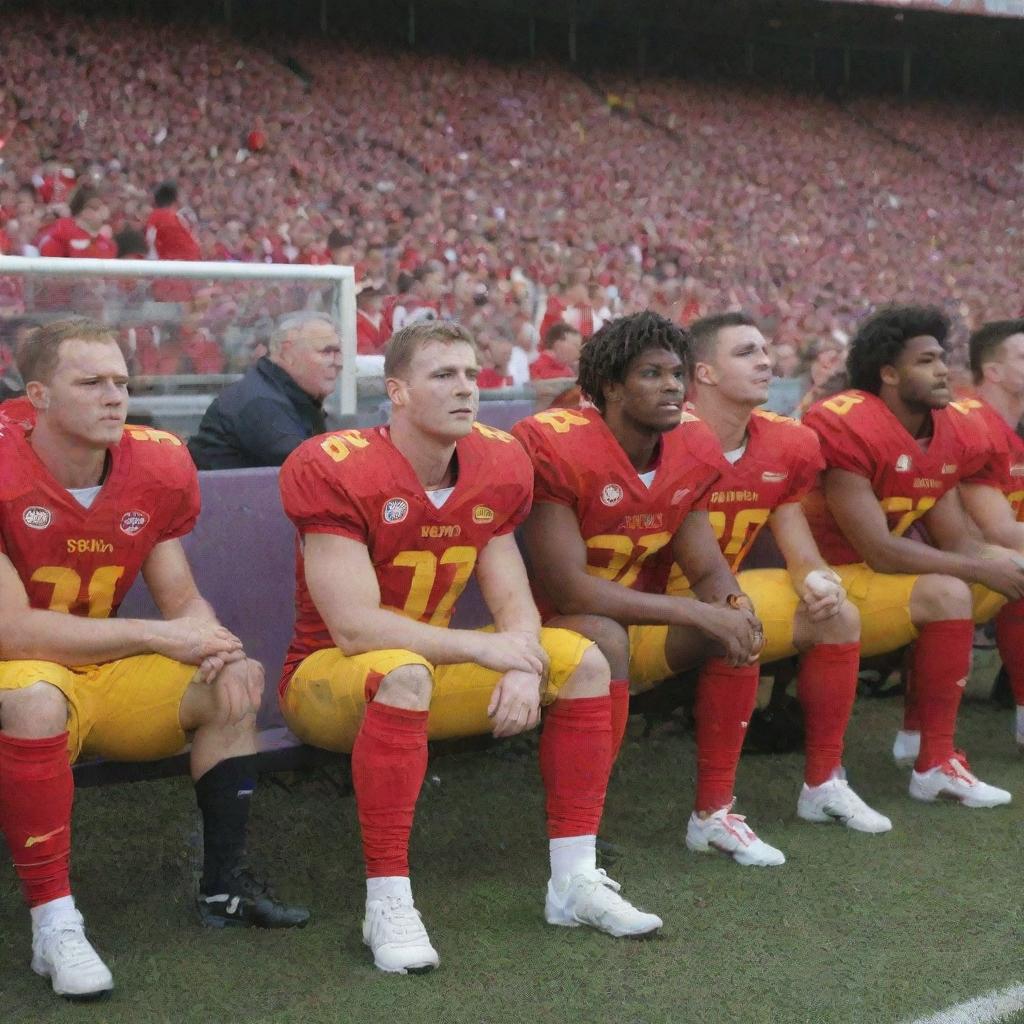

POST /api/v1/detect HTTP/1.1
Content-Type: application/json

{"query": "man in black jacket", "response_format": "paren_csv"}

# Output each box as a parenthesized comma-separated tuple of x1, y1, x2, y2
(189, 312, 342, 469)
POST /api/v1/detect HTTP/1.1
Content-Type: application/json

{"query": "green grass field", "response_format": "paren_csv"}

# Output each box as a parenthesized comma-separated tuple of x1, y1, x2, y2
(3, 654, 1024, 1024)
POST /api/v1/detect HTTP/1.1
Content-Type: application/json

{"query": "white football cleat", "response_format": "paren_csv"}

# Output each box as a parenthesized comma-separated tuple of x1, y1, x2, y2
(892, 730, 920, 767)
(545, 868, 662, 938)
(685, 803, 785, 866)
(909, 753, 1012, 809)
(797, 773, 892, 834)
(31, 910, 113, 998)
(362, 894, 439, 974)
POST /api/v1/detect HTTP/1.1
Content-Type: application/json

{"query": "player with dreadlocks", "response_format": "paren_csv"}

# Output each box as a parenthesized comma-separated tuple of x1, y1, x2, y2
(513, 311, 785, 867)
(802, 305, 1024, 807)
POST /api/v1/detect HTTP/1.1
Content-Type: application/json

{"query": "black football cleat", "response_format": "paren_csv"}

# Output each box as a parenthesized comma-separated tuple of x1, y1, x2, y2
(198, 867, 310, 929)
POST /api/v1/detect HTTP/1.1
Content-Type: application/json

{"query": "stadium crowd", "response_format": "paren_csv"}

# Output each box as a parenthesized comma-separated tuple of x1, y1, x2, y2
(2, 13, 1023, 385)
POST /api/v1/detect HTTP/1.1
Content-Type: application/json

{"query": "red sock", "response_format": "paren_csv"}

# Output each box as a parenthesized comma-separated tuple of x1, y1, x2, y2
(996, 600, 1024, 705)
(351, 702, 428, 878)
(913, 620, 973, 772)
(0, 732, 73, 907)
(609, 679, 630, 763)
(902, 643, 920, 731)
(694, 659, 760, 813)
(797, 642, 859, 786)
(540, 695, 612, 839)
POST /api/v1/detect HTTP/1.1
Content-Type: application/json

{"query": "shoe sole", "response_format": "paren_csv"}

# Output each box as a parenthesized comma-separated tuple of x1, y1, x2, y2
(797, 806, 893, 834)
(33, 964, 113, 1000)
(909, 786, 1011, 808)
(198, 908, 310, 930)
(545, 909, 662, 939)
(685, 837, 784, 867)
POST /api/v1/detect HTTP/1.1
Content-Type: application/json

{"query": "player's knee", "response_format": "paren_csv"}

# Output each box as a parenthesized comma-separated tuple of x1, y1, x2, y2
(0, 681, 70, 738)
(568, 616, 630, 678)
(817, 599, 860, 645)
(376, 663, 434, 710)
(911, 574, 972, 625)
(566, 642, 612, 697)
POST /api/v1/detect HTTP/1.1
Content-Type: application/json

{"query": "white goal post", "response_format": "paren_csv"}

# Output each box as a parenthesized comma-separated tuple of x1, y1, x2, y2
(0, 255, 359, 418)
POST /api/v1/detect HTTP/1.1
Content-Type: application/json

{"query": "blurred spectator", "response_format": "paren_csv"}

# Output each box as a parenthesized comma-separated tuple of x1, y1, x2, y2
(383, 261, 444, 335)
(356, 284, 386, 354)
(145, 180, 201, 261)
(114, 228, 147, 259)
(37, 185, 116, 259)
(188, 311, 341, 469)
(531, 322, 582, 380)
(794, 339, 847, 418)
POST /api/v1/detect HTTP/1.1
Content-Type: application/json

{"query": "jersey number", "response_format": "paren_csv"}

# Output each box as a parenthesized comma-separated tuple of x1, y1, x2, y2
(707, 508, 771, 569)
(585, 532, 672, 588)
(31, 565, 126, 618)
(880, 496, 936, 537)
(389, 546, 477, 624)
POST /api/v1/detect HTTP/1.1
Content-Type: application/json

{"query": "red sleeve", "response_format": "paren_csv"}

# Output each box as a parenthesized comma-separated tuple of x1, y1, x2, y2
(38, 222, 65, 257)
(279, 439, 369, 543)
(511, 416, 579, 508)
(497, 443, 535, 535)
(161, 459, 201, 540)
(780, 426, 825, 504)
(802, 399, 875, 478)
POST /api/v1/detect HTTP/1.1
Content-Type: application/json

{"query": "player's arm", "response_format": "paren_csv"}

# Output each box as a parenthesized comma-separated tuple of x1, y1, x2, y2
(302, 532, 545, 676)
(671, 510, 745, 606)
(768, 502, 845, 620)
(960, 482, 1024, 552)
(0, 549, 239, 667)
(825, 469, 1024, 598)
(475, 531, 548, 739)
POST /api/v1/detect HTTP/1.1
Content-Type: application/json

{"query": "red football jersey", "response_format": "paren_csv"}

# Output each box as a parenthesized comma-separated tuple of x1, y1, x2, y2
(145, 207, 201, 262)
(0, 422, 200, 619)
(953, 397, 1024, 520)
(697, 408, 823, 571)
(512, 406, 723, 617)
(37, 217, 116, 259)
(279, 422, 534, 689)
(802, 389, 996, 565)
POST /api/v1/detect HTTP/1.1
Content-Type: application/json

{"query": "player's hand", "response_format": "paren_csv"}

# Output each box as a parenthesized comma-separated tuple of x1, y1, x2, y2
(207, 656, 263, 726)
(695, 604, 763, 667)
(487, 669, 543, 738)
(193, 647, 248, 686)
(150, 618, 243, 665)
(800, 568, 846, 623)
(972, 552, 1024, 601)
(472, 630, 548, 678)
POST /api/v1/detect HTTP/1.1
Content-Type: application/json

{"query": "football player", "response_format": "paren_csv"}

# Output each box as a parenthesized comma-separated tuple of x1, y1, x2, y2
(956, 319, 1024, 746)
(677, 312, 890, 834)
(0, 318, 308, 1000)
(277, 320, 661, 976)
(802, 305, 1024, 807)
(512, 312, 779, 867)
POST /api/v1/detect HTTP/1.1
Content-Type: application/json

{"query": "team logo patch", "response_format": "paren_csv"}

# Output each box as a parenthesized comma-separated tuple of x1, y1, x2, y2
(382, 498, 409, 524)
(23, 506, 52, 530)
(941, 463, 958, 475)
(472, 505, 495, 524)
(762, 471, 788, 483)
(600, 484, 624, 507)
(119, 510, 150, 536)
(896, 454, 913, 473)
(670, 488, 691, 505)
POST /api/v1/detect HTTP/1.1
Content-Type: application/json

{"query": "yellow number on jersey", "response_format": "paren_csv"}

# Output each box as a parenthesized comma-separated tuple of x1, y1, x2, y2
(472, 423, 515, 443)
(585, 532, 672, 588)
(320, 431, 371, 463)
(707, 508, 771, 568)
(389, 546, 477, 625)
(949, 399, 982, 415)
(533, 409, 590, 434)
(880, 495, 936, 537)
(821, 394, 864, 417)
(125, 426, 182, 446)
(31, 565, 126, 618)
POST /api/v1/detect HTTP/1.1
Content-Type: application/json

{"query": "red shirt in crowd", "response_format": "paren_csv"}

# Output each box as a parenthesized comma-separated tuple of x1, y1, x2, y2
(529, 350, 576, 380)
(145, 206, 201, 261)
(38, 218, 116, 259)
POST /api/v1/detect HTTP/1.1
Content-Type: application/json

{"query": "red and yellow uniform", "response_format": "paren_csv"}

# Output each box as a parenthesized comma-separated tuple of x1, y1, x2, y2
(278, 422, 592, 752)
(802, 389, 1001, 650)
(512, 406, 723, 686)
(654, 409, 823, 667)
(956, 397, 1024, 519)
(0, 422, 201, 761)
